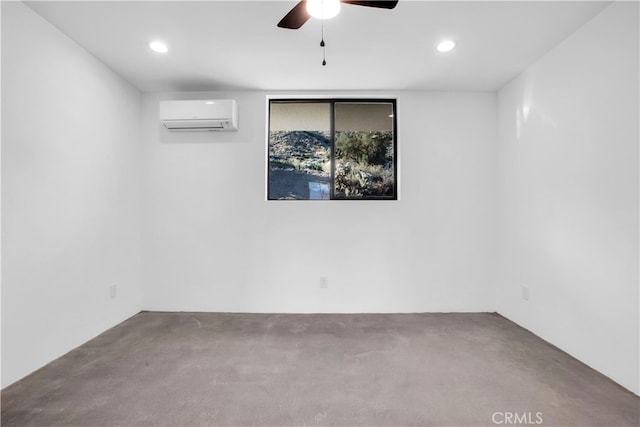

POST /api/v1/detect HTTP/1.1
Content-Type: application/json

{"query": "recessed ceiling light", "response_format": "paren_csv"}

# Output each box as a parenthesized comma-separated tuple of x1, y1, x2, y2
(205, 101, 215, 105)
(436, 40, 456, 53)
(149, 41, 168, 53)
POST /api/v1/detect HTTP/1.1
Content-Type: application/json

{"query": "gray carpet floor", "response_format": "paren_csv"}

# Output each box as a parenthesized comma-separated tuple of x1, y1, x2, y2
(1, 312, 638, 426)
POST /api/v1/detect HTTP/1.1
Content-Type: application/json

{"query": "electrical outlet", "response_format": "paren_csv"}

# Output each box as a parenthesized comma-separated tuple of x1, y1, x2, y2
(522, 285, 529, 301)
(110, 283, 117, 299)
(320, 277, 328, 289)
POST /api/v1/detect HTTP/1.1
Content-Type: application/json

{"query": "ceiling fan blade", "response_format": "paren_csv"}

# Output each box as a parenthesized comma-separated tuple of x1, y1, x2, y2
(277, 1, 311, 29)
(341, 0, 399, 9)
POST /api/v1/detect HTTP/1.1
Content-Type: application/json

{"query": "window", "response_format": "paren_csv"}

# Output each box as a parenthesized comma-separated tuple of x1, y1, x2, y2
(268, 99, 397, 200)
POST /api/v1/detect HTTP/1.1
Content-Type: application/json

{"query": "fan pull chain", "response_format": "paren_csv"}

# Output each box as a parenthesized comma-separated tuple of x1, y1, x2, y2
(320, 18, 326, 66)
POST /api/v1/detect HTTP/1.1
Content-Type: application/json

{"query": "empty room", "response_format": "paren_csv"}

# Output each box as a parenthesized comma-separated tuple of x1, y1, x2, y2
(1, 0, 638, 426)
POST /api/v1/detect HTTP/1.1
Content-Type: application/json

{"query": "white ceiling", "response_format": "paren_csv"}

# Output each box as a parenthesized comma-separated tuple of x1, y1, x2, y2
(26, 0, 610, 93)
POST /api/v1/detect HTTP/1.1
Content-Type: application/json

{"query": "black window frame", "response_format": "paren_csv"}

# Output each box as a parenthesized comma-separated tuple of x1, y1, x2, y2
(267, 98, 398, 201)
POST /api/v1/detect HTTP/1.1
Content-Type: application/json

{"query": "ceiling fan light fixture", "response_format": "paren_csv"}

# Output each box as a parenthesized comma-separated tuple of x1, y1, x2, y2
(306, 0, 341, 20)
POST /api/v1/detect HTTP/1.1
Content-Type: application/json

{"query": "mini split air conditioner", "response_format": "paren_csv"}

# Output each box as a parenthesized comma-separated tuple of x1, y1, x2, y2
(159, 99, 238, 131)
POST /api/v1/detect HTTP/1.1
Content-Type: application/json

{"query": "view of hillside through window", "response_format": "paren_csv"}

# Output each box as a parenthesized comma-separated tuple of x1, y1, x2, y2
(268, 99, 396, 200)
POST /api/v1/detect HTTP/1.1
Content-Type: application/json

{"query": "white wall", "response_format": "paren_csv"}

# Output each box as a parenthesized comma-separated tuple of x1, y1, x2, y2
(141, 91, 498, 313)
(496, 1, 639, 394)
(1, 2, 142, 387)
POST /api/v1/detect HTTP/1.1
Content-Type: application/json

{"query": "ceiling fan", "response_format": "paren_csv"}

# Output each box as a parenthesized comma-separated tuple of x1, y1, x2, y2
(277, 0, 399, 29)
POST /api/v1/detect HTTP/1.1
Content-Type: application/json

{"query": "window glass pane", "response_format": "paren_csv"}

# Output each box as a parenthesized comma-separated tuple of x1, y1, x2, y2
(269, 102, 331, 200)
(334, 102, 395, 199)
